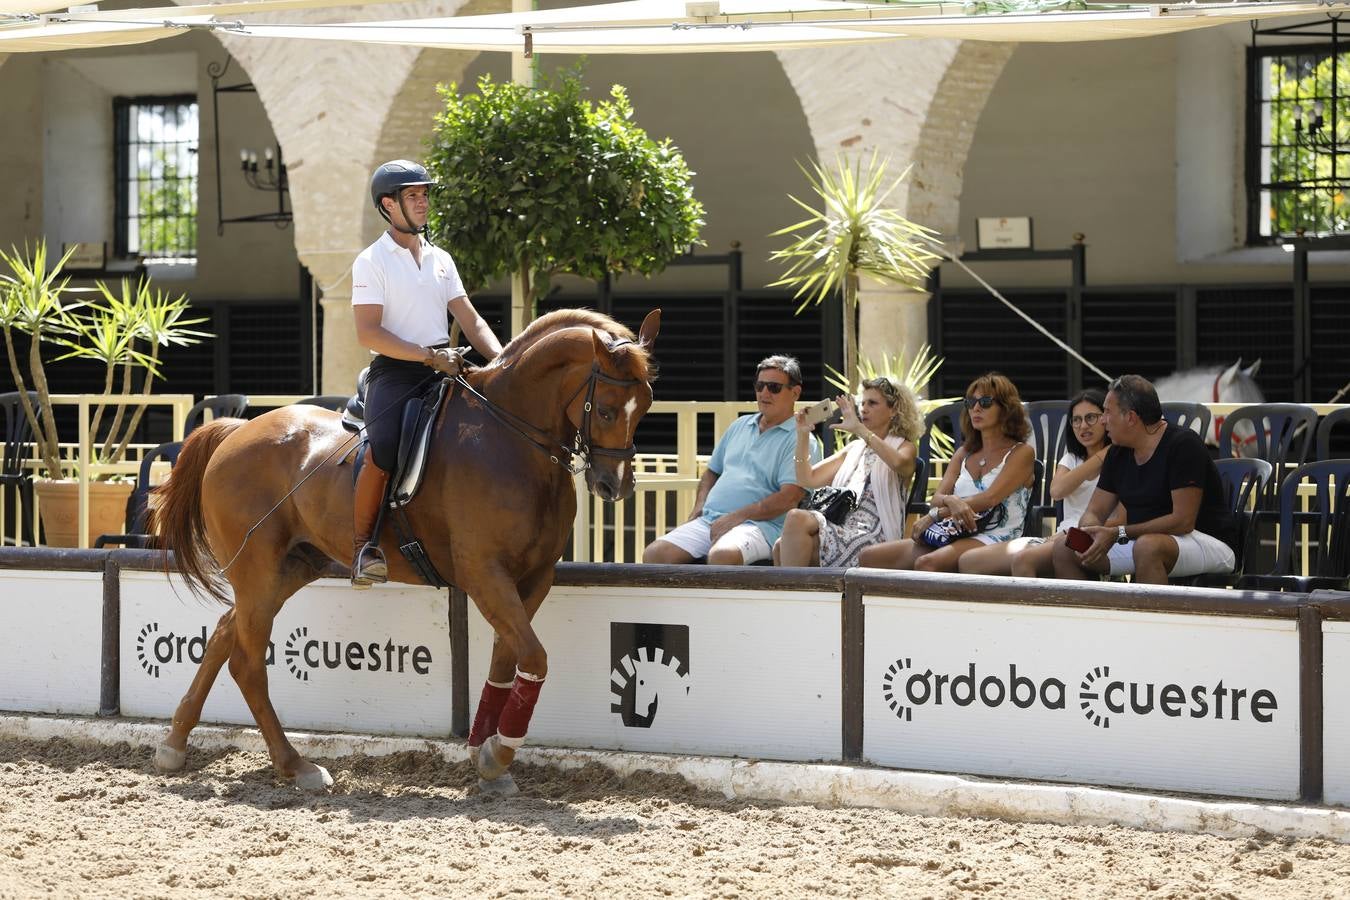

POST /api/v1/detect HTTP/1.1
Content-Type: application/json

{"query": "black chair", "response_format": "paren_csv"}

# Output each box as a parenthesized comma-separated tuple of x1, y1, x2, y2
(1024, 400, 1070, 536)
(1187, 457, 1274, 587)
(294, 395, 349, 412)
(1238, 460, 1350, 592)
(1160, 401, 1213, 442)
(1217, 404, 1318, 510)
(906, 401, 964, 518)
(1024, 458, 1048, 538)
(185, 394, 249, 435)
(94, 440, 183, 549)
(1, 391, 42, 546)
(1316, 406, 1350, 461)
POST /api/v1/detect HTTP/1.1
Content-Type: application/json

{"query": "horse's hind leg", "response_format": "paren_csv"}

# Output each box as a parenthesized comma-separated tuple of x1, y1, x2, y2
(154, 609, 237, 773)
(229, 568, 332, 791)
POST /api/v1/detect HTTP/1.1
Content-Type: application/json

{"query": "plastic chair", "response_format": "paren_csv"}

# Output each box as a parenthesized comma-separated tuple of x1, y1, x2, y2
(294, 395, 349, 412)
(1160, 401, 1213, 442)
(1316, 407, 1350, 461)
(907, 401, 963, 518)
(0, 391, 42, 546)
(1024, 400, 1070, 535)
(1023, 458, 1048, 538)
(185, 394, 249, 435)
(1217, 404, 1318, 508)
(95, 440, 183, 549)
(1238, 460, 1350, 592)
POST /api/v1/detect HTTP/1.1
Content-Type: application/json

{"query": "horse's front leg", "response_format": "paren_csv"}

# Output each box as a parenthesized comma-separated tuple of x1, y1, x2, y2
(155, 609, 237, 773)
(466, 565, 555, 794)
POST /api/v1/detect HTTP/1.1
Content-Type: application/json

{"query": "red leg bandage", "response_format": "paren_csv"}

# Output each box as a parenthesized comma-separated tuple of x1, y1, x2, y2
(495, 670, 545, 749)
(468, 680, 513, 748)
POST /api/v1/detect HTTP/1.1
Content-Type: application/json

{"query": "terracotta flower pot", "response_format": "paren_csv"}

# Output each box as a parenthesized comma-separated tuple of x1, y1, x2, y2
(33, 479, 135, 548)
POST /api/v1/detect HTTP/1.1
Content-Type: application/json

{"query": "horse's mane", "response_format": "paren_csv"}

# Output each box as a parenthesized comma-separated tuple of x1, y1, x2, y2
(491, 308, 653, 382)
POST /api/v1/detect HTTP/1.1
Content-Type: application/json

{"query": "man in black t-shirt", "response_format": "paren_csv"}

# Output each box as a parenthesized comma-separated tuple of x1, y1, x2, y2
(1052, 374, 1237, 584)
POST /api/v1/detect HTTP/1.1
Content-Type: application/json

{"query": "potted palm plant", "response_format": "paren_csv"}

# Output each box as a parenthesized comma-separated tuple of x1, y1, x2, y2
(770, 152, 941, 393)
(0, 240, 210, 546)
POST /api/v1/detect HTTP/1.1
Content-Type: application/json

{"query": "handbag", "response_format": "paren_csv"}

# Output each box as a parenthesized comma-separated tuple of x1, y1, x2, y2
(920, 503, 1007, 548)
(804, 487, 857, 526)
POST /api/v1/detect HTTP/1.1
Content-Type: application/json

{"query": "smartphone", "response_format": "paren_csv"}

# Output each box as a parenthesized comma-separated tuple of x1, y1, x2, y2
(801, 398, 837, 427)
(1065, 526, 1093, 553)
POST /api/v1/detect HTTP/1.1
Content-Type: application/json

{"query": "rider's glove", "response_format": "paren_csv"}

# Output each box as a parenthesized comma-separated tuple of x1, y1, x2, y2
(423, 347, 463, 377)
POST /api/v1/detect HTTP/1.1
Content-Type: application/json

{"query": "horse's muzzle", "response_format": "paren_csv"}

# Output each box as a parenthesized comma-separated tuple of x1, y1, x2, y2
(587, 467, 633, 502)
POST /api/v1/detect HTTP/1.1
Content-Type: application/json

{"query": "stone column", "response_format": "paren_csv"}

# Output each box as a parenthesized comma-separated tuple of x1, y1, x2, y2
(301, 253, 369, 395)
(858, 285, 933, 395)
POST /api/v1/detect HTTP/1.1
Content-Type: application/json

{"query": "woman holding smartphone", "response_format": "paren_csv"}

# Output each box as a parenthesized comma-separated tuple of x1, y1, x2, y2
(775, 376, 921, 567)
(958, 388, 1113, 577)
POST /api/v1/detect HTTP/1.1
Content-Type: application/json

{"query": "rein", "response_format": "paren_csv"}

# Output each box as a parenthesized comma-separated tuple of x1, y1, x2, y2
(454, 344, 644, 475)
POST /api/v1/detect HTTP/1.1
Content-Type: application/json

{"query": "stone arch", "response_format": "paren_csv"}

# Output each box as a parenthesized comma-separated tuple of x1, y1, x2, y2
(774, 39, 1014, 371)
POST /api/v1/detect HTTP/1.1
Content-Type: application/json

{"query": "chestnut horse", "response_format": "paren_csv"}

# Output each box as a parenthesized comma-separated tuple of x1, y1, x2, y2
(150, 308, 659, 792)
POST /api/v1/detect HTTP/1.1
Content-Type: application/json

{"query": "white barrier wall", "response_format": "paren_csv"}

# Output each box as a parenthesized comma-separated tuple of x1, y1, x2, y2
(118, 572, 453, 737)
(469, 585, 843, 760)
(0, 570, 103, 716)
(865, 597, 1301, 800)
(1322, 621, 1350, 806)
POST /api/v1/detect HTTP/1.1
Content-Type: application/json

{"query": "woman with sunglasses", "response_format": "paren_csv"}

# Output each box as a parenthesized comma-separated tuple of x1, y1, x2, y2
(858, 372, 1033, 573)
(775, 376, 922, 567)
(959, 389, 1114, 577)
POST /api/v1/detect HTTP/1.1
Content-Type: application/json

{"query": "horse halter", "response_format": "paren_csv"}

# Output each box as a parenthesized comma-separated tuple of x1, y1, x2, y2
(454, 338, 646, 475)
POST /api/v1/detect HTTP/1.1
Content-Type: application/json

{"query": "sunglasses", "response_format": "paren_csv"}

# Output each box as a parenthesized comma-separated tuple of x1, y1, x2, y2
(755, 380, 791, 394)
(1071, 413, 1103, 426)
(964, 395, 997, 410)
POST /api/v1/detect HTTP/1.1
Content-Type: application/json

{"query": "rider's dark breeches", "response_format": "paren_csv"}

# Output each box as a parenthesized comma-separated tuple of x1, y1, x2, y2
(364, 355, 434, 473)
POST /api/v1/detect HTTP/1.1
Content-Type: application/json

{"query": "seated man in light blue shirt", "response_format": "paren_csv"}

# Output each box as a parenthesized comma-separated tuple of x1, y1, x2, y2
(643, 355, 823, 565)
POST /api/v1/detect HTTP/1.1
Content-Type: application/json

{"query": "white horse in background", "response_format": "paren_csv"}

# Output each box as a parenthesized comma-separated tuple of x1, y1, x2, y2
(1154, 358, 1265, 455)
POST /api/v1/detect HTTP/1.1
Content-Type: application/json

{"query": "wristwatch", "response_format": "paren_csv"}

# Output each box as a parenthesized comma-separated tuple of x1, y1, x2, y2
(1116, 525, 1129, 545)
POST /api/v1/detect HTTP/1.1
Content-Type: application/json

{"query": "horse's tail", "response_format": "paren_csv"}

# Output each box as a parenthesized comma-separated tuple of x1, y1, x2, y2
(151, 418, 247, 604)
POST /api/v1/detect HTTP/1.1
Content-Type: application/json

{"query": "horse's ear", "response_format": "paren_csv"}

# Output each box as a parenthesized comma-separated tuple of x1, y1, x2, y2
(1243, 358, 1262, 378)
(591, 329, 614, 364)
(1219, 359, 1242, 387)
(637, 309, 662, 350)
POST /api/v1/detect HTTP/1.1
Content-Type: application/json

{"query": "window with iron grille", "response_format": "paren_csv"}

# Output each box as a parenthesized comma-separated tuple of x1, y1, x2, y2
(113, 95, 199, 260)
(1247, 43, 1350, 243)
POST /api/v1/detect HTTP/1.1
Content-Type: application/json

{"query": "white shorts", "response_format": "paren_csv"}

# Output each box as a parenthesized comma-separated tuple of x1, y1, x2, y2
(656, 517, 773, 564)
(1107, 530, 1235, 578)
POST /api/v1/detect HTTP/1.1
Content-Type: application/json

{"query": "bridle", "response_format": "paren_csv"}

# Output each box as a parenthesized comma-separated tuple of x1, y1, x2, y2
(1212, 373, 1260, 455)
(454, 338, 646, 475)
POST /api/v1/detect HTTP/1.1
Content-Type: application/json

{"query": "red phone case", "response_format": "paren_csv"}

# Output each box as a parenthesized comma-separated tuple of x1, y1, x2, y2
(1066, 527, 1093, 552)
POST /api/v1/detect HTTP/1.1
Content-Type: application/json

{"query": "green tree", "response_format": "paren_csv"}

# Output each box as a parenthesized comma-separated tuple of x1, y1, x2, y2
(1264, 52, 1350, 238)
(425, 68, 704, 314)
(135, 148, 197, 258)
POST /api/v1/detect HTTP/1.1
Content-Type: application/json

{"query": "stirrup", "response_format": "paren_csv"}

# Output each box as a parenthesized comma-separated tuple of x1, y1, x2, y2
(351, 543, 388, 589)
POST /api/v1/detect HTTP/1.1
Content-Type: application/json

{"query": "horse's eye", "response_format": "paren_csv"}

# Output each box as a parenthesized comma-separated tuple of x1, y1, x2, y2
(598, 409, 615, 423)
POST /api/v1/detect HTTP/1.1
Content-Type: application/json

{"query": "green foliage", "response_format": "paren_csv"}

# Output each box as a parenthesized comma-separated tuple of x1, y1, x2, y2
(770, 152, 941, 392)
(822, 344, 956, 457)
(0, 240, 211, 478)
(425, 68, 705, 305)
(1263, 52, 1350, 238)
(135, 149, 197, 258)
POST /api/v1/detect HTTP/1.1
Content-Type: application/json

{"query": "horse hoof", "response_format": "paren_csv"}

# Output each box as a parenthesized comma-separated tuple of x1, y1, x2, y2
(475, 736, 510, 782)
(294, 763, 334, 792)
(477, 774, 519, 797)
(154, 743, 187, 773)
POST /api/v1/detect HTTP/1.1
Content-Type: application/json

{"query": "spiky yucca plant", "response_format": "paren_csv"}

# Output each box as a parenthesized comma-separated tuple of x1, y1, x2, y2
(822, 344, 956, 456)
(770, 152, 940, 392)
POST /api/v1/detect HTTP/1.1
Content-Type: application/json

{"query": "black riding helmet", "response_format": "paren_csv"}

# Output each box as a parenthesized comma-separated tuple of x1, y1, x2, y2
(370, 159, 436, 236)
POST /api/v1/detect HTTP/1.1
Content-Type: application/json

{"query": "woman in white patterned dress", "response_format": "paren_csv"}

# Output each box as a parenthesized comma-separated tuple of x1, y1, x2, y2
(858, 372, 1035, 573)
(774, 377, 922, 568)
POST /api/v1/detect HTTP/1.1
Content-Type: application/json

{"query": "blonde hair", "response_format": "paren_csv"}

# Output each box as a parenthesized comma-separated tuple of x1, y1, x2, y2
(862, 376, 923, 443)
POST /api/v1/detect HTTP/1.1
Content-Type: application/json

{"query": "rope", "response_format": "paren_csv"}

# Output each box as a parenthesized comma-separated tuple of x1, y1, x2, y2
(923, 236, 1114, 384)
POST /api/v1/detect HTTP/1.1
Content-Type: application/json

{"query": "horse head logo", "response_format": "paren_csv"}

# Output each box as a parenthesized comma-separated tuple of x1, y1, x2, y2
(609, 622, 691, 728)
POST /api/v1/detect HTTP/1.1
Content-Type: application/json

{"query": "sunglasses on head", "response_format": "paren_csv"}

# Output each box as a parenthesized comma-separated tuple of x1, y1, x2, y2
(965, 395, 996, 410)
(755, 380, 791, 394)
(1071, 412, 1102, 426)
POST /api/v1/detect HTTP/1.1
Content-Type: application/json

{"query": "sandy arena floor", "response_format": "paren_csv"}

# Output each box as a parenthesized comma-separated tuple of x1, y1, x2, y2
(2, 736, 1350, 898)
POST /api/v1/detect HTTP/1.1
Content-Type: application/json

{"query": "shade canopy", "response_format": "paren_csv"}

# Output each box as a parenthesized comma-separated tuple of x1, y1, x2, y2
(0, 0, 1334, 54)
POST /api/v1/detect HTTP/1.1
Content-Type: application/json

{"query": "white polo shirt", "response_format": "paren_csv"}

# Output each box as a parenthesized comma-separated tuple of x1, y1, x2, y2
(350, 231, 467, 349)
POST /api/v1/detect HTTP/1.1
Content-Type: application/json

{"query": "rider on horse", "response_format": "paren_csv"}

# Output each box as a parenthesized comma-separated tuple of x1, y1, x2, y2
(350, 160, 503, 588)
